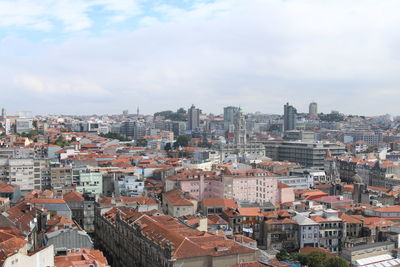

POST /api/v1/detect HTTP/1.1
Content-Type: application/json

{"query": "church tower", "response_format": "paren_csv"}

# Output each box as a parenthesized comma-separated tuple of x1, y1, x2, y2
(234, 108, 247, 145)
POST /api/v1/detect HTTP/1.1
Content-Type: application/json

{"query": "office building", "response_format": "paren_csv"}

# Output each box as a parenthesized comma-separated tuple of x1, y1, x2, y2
(263, 140, 346, 168)
(224, 106, 239, 131)
(309, 102, 318, 116)
(188, 104, 200, 131)
(284, 103, 297, 131)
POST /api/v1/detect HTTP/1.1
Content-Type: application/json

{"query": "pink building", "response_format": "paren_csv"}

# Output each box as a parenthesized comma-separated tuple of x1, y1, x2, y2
(276, 182, 295, 204)
(165, 170, 224, 200)
(222, 169, 278, 204)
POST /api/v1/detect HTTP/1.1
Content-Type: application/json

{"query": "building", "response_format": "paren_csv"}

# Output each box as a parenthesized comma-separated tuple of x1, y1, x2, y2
(293, 213, 319, 248)
(1, 244, 54, 267)
(222, 207, 264, 241)
(201, 198, 238, 216)
(222, 169, 278, 204)
(54, 248, 110, 267)
(73, 168, 103, 196)
(234, 108, 247, 145)
(263, 140, 346, 168)
(224, 106, 240, 131)
(277, 182, 295, 203)
(311, 209, 343, 253)
(0, 158, 42, 194)
(162, 189, 197, 217)
(95, 208, 258, 267)
(44, 216, 93, 254)
(188, 104, 200, 131)
(42, 165, 73, 194)
(309, 102, 318, 117)
(341, 241, 395, 264)
(96, 196, 159, 215)
(0, 182, 21, 204)
(15, 118, 33, 134)
(313, 195, 354, 209)
(262, 211, 298, 251)
(284, 103, 297, 131)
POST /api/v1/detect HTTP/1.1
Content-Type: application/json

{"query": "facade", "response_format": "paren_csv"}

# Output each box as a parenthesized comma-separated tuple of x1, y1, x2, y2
(42, 165, 73, 193)
(0, 158, 42, 194)
(73, 168, 103, 196)
(284, 103, 297, 131)
(262, 212, 298, 251)
(95, 208, 257, 267)
(264, 140, 346, 168)
(234, 108, 247, 145)
(309, 102, 318, 117)
(293, 214, 319, 248)
(312, 209, 343, 253)
(224, 106, 240, 131)
(222, 169, 278, 204)
(45, 228, 93, 254)
(162, 189, 197, 217)
(15, 118, 33, 134)
(188, 104, 200, 131)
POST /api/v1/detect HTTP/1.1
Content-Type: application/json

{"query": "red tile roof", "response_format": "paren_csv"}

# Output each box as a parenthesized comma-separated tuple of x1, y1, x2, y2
(63, 191, 84, 202)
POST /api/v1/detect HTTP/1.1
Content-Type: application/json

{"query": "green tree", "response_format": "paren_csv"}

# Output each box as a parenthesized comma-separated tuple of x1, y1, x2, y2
(174, 135, 190, 148)
(99, 132, 131, 141)
(326, 257, 350, 267)
(136, 138, 148, 147)
(276, 249, 291, 261)
(164, 143, 172, 151)
(291, 253, 309, 265)
(307, 251, 328, 267)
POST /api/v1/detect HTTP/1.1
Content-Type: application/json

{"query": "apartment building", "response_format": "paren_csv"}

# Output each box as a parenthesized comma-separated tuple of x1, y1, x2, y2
(222, 169, 278, 204)
(311, 209, 343, 253)
(95, 207, 257, 267)
(0, 158, 42, 194)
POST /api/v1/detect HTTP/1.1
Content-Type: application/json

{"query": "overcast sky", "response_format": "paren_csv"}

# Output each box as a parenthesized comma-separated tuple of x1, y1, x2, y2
(1, 0, 399, 116)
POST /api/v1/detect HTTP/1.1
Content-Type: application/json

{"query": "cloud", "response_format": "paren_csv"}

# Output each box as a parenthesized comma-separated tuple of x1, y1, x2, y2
(0, 0, 142, 32)
(1, 0, 400, 115)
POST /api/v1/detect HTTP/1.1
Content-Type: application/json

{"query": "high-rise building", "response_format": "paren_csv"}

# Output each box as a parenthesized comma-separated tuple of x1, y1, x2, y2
(188, 104, 200, 131)
(309, 102, 318, 117)
(223, 106, 239, 131)
(283, 103, 297, 131)
(122, 110, 129, 116)
(1, 108, 6, 120)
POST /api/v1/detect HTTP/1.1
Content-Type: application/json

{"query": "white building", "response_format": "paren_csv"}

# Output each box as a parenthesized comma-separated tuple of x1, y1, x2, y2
(0, 158, 42, 194)
(293, 213, 319, 248)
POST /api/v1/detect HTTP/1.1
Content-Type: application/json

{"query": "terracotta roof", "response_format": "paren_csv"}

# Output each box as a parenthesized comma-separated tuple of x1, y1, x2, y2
(163, 189, 194, 206)
(278, 182, 292, 189)
(54, 248, 110, 267)
(202, 198, 238, 209)
(0, 228, 28, 265)
(374, 205, 400, 213)
(63, 191, 84, 202)
(340, 213, 363, 224)
(99, 196, 157, 206)
(231, 261, 267, 267)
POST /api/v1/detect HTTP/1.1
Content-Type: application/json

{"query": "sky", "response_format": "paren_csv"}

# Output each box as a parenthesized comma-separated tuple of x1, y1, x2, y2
(1, 0, 400, 116)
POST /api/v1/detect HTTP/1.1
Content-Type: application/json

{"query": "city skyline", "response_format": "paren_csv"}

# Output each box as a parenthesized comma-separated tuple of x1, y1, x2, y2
(1, 0, 400, 115)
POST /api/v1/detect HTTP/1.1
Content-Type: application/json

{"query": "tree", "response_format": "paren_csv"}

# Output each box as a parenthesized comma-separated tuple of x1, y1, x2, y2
(177, 107, 186, 114)
(291, 253, 309, 265)
(307, 251, 328, 267)
(326, 257, 350, 267)
(164, 143, 172, 151)
(99, 132, 131, 141)
(276, 249, 291, 261)
(136, 138, 148, 147)
(174, 135, 190, 148)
